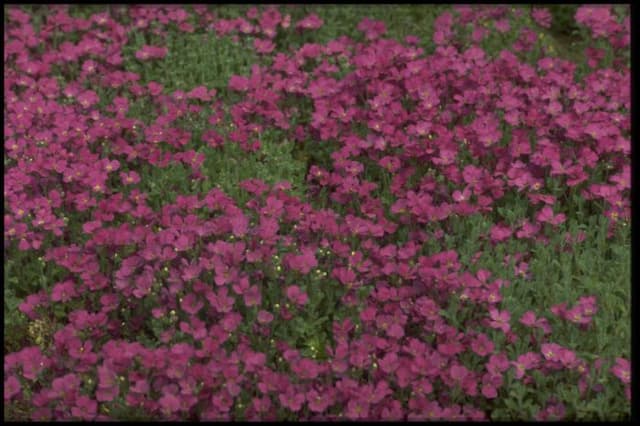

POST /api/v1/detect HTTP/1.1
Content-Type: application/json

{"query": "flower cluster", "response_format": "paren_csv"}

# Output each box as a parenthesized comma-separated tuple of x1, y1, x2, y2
(4, 4, 630, 421)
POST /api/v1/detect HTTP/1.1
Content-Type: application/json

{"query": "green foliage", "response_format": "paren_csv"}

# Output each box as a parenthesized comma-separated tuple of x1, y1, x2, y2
(123, 31, 258, 93)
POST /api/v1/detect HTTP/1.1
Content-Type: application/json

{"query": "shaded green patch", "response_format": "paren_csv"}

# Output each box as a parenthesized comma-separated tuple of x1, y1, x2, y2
(122, 30, 258, 95)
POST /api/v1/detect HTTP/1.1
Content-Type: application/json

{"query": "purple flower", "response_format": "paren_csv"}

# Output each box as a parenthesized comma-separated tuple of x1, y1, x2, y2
(611, 358, 631, 384)
(50, 280, 78, 303)
(71, 395, 98, 420)
(488, 308, 511, 334)
(531, 8, 552, 28)
(287, 247, 318, 274)
(4, 375, 21, 400)
(286, 285, 308, 306)
(180, 293, 204, 315)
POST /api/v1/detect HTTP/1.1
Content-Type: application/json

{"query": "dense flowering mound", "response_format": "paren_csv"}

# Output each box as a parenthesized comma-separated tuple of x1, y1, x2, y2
(4, 5, 631, 421)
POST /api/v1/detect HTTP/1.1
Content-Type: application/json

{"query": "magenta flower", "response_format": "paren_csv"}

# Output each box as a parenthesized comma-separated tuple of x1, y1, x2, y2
(488, 308, 511, 334)
(51, 280, 78, 303)
(611, 358, 630, 384)
(71, 395, 98, 420)
(307, 387, 334, 413)
(186, 85, 215, 102)
(357, 17, 387, 39)
(531, 8, 552, 28)
(470, 333, 495, 357)
(519, 311, 538, 327)
(295, 13, 323, 31)
(489, 224, 512, 243)
(287, 247, 318, 274)
(286, 285, 308, 306)
(96, 364, 120, 402)
(119, 171, 140, 185)
(452, 186, 472, 202)
(2, 3, 631, 420)
(291, 358, 322, 380)
(541, 343, 564, 363)
(243, 285, 262, 307)
(4, 375, 21, 400)
(450, 364, 470, 383)
(379, 352, 400, 373)
(346, 397, 370, 420)
(481, 382, 498, 399)
(279, 388, 305, 412)
(487, 353, 511, 376)
(180, 293, 204, 315)
(536, 206, 566, 226)
(257, 310, 274, 324)
(159, 392, 182, 415)
(254, 38, 275, 54)
(512, 352, 541, 379)
(135, 45, 168, 61)
(77, 90, 99, 108)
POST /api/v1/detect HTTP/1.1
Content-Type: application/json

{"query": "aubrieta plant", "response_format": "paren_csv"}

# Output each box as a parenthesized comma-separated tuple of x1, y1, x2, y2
(4, 4, 630, 421)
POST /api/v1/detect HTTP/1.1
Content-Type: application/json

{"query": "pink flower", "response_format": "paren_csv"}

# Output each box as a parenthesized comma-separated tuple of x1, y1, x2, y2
(558, 348, 578, 368)
(307, 388, 334, 413)
(254, 38, 275, 54)
(357, 17, 387, 40)
(159, 392, 181, 415)
(550, 302, 567, 318)
(564, 306, 591, 325)
(77, 90, 99, 108)
(71, 395, 98, 420)
(186, 85, 215, 102)
(244, 351, 267, 373)
(279, 388, 305, 412)
(516, 220, 541, 239)
(286, 285, 308, 306)
(120, 171, 140, 185)
(103, 159, 120, 173)
(487, 353, 510, 376)
(531, 8, 552, 28)
(295, 13, 323, 31)
(481, 382, 498, 399)
(287, 247, 318, 274)
(252, 395, 272, 414)
(96, 364, 120, 402)
(135, 45, 168, 61)
(82, 220, 102, 235)
(291, 358, 322, 380)
(512, 352, 541, 379)
(229, 75, 250, 92)
(51, 280, 78, 303)
(4, 375, 21, 400)
(519, 311, 538, 327)
(346, 397, 370, 420)
(229, 213, 249, 237)
(611, 358, 630, 384)
(470, 333, 495, 357)
(31, 407, 53, 421)
(257, 310, 274, 324)
(536, 206, 566, 225)
(243, 285, 262, 307)
(541, 343, 564, 363)
(489, 224, 512, 243)
(452, 186, 472, 202)
(488, 308, 511, 334)
(450, 364, 470, 382)
(386, 323, 405, 339)
(180, 293, 204, 315)
(379, 352, 400, 373)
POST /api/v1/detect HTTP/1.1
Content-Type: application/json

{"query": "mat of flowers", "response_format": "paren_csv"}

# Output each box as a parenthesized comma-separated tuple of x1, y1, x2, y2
(4, 5, 631, 421)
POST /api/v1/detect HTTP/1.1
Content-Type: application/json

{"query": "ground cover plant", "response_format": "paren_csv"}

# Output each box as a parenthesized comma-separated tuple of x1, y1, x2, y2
(4, 4, 631, 421)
